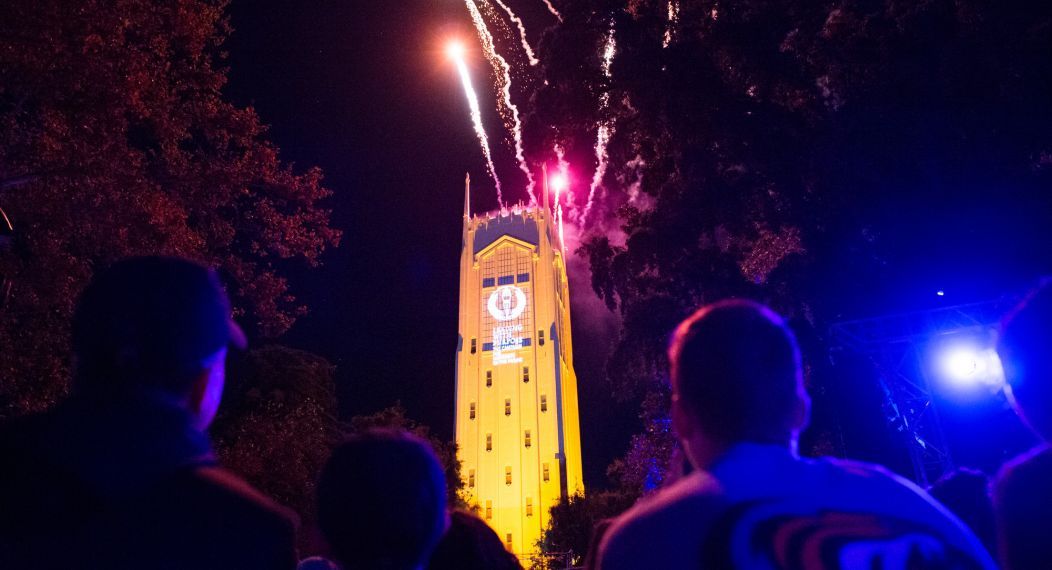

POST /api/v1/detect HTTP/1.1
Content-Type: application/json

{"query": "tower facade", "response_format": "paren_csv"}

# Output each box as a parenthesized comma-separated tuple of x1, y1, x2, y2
(455, 177, 584, 557)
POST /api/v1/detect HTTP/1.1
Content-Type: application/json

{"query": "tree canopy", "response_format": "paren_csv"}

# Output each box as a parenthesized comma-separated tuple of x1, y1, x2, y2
(528, 0, 1052, 547)
(0, 0, 340, 416)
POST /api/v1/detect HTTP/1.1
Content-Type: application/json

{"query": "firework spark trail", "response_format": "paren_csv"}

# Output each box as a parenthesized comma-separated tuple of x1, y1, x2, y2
(464, 0, 537, 205)
(541, 0, 563, 22)
(581, 24, 617, 226)
(493, 0, 539, 66)
(453, 54, 503, 204)
(663, 0, 679, 48)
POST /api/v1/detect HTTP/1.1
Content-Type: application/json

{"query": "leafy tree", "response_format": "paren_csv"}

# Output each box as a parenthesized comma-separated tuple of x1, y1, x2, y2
(0, 0, 340, 417)
(212, 345, 342, 527)
(533, 0, 1052, 460)
(532, 0, 1052, 547)
(536, 490, 637, 569)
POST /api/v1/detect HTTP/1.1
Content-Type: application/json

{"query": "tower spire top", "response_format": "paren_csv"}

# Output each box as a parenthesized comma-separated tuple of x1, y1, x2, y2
(463, 172, 471, 220)
(542, 163, 550, 215)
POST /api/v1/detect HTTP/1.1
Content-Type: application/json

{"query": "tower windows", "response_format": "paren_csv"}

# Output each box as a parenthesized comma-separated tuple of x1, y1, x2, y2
(505, 466, 512, 485)
(486, 370, 492, 387)
(540, 395, 548, 412)
(543, 463, 550, 482)
(538, 330, 545, 346)
(504, 399, 511, 416)
(522, 366, 530, 383)
(505, 533, 513, 550)
(526, 497, 533, 517)
(524, 430, 531, 448)
(486, 500, 492, 520)
(470, 337, 477, 354)
(486, 434, 492, 451)
(516, 272, 529, 283)
(469, 402, 476, 420)
(468, 469, 475, 487)
(482, 277, 495, 288)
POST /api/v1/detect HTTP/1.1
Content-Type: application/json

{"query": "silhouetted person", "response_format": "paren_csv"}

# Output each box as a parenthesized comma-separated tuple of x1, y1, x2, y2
(0, 256, 296, 569)
(318, 430, 448, 570)
(994, 282, 1052, 569)
(597, 300, 995, 569)
(929, 468, 997, 555)
(427, 510, 522, 570)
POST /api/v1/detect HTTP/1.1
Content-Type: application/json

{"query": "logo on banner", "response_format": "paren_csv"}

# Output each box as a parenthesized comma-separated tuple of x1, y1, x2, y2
(487, 285, 527, 321)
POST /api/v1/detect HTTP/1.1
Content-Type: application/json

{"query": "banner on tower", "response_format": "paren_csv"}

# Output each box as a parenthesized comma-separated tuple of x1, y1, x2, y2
(488, 285, 527, 365)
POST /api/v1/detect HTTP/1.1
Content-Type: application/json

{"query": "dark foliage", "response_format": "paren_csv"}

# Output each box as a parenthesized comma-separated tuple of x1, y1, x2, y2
(530, 0, 1052, 556)
(0, 0, 340, 417)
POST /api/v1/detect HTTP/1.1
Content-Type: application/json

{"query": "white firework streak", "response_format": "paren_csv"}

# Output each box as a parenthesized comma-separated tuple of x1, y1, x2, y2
(663, 0, 679, 48)
(464, 0, 537, 205)
(493, 0, 540, 66)
(581, 24, 617, 226)
(541, 0, 563, 22)
(454, 56, 503, 204)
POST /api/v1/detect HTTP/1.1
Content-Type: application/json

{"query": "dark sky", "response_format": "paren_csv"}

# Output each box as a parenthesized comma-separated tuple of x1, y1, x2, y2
(223, 1, 635, 487)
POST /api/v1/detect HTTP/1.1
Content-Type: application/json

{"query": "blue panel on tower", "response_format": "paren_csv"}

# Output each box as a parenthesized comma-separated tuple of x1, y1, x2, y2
(473, 214, 539, 254)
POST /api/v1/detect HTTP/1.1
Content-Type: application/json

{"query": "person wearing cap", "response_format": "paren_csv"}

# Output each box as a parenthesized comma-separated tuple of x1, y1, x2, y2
(596, 299, 995, 570)
(0, 256, 296, 569)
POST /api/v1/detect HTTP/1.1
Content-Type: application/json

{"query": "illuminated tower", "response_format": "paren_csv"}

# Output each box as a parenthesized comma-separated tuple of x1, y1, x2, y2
(455, 173, 584, 557)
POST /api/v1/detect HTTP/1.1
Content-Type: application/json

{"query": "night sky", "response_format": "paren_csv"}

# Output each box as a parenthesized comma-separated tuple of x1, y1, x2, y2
(221, 1, 1051, 486)
(223, 1, 634, 487)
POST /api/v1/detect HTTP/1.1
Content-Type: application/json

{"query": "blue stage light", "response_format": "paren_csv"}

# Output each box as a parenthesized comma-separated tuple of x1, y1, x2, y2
(939, 345, 1004, 389)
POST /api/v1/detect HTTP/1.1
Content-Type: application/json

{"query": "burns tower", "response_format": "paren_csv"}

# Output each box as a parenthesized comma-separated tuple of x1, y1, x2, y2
(455, 174, 584, 557)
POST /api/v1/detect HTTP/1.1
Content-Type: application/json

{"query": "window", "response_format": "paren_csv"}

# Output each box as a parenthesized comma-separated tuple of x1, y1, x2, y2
(497, 275, 514, 285)
(505, 533, 513, 550)
(469, 402, 476, 420)
(470, 337, 477, 354)
(486, 433, 492, 451)
(486, 370, 492, 387)
(482, 277, 495, 288)
(542, 463, 550, 482)
(516, 272, 530, 283)
(486, 500, 492, 520)
(540, 395, 547, 412)
(538, 330, 545, 346)
(524, 430, 531, 448)
(526, 497, 533, 516)
(522, 366, 530, 383)
(504, 399, 511, 416)
(482, 342, 493, 351)
(468, 469, 475, 487)
(505, 466, 512, 485)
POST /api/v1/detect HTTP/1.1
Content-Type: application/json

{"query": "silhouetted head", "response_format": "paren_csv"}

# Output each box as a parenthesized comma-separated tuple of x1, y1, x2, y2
(72, 256, 245, 429)
(318, 429, 449, 570)
(427, 510, 521, 570)
(668, 299, 809, 466)
(998, 282, 1052, 441)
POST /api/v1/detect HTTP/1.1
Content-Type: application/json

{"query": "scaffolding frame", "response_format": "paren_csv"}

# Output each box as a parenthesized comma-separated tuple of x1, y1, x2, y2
(829, 299, 1015, 486)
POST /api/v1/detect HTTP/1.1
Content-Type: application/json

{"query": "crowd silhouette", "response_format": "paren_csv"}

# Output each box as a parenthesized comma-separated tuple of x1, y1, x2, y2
(0, 256, 1049, 569)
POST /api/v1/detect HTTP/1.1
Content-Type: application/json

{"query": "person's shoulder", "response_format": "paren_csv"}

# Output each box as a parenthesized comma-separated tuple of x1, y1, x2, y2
(598, 472, 723, 570)
(994, 444, 1052, 500)
(188, 465, 299, 529)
